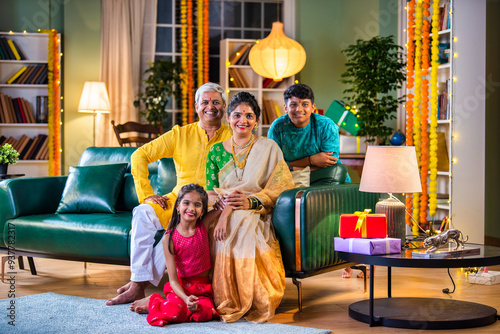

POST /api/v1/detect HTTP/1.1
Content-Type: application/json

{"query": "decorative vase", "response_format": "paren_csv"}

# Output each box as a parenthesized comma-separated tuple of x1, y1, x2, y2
(0, 163, 7, 175)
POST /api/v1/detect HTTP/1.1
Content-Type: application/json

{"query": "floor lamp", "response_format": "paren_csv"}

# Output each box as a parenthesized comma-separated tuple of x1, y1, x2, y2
(359, 146, 422, 246)
(78, 81, 111, 146)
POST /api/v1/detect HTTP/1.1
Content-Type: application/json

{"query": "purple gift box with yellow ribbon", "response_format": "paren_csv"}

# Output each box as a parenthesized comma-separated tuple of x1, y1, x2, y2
(334, 237, 401, 255)
(339, 209, 387, 238)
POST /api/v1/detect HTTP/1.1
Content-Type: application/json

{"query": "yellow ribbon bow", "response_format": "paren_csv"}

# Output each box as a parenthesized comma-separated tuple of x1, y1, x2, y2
(354, 209, 372, 238)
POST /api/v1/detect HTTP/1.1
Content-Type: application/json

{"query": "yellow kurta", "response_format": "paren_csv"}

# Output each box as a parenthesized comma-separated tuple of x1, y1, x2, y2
(131, 122, 231, 228)
(209, 137, 295, 323)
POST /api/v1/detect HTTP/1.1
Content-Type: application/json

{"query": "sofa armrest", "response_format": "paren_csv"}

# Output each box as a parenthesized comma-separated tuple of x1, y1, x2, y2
(273, 183, 378, 277)
(0, 177, 67, 233)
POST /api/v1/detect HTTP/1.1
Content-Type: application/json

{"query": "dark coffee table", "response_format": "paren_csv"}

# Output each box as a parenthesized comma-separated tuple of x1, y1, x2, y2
(338, 244, 500, 329)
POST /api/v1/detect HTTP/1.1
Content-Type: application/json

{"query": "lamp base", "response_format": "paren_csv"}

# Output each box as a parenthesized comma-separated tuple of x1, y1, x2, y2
(375, 197, 406, 247)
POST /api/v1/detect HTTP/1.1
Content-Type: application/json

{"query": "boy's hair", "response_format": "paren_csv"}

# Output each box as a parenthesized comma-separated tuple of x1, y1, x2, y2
(165, 183, 208, 255)
(283, 83, 315, 105)
(227, 91, 261, 119)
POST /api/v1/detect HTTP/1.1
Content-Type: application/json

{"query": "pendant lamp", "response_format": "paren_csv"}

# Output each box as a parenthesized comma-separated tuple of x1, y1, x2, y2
(249, 21, 306, 81)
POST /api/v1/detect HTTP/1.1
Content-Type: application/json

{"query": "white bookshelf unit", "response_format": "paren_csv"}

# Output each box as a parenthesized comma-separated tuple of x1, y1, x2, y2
(0, 31, 60, 177)
(219, 39, 294, 137)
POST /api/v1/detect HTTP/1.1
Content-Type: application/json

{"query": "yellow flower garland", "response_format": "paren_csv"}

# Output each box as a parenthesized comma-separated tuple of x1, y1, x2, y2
(43, 29, 61, 176)
(412, 0, 423, 231)
(428, 0, 440, 216)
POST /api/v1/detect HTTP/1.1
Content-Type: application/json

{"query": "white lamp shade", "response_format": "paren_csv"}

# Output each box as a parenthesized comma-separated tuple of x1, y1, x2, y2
(78, 81, 111, 113)
(249, 21, 306, 81)
(359, 146, 422, 194)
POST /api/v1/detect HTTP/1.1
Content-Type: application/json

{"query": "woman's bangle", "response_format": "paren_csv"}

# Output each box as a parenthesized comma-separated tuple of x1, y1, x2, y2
(248, 196, 259, 210)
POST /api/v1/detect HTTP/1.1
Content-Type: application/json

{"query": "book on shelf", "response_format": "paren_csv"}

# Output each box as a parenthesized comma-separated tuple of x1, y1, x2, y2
(228, 68, 241, 88)
(20, 65, 38, 84)
(437, 131, 450, 171)
(34, 135, 48, 160)
(15, 65, 34, 84)
(11, 98, 23, 123)
(6, 66, 28, 84)
(30, 65, 47, 84)
(262, 99, 279, 125)
(10, 40, 27, 60)
(235, 44, 252, 65)
(0, 37, 15, 59)
(0, 135, 6, 145)
(34, 66, 49, 84)
(24, 135, 41, 160)
(228, 43, 252, 65)
(21, 97, 35, 123)
(19, 138, 33, 159)
(6, 39, 21, 60)
(228, 68, 250, 88)
(15, 135, 30, 156)
(439, 1, 451, 31)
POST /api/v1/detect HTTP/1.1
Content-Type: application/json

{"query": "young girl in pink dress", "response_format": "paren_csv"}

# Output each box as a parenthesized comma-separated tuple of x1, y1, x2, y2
(147, 183, 220, 326)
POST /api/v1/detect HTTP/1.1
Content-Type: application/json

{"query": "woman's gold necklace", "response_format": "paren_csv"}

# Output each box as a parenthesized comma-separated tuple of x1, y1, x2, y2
(231, 136, 256, 181)
(231, 135, 254, 149)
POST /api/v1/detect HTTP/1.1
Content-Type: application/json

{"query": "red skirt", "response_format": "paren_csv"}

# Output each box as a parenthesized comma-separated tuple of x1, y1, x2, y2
(147, 276, 219, 326)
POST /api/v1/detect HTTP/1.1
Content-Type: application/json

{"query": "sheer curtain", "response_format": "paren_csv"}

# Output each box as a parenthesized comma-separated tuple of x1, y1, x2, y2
(98, 0, 157, 147)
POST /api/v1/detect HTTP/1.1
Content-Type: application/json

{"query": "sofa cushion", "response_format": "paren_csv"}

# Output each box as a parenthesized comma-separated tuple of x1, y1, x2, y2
(56, 163, 128, 214)
(310, 164, 347, 186)
(5, 212, 132, 261)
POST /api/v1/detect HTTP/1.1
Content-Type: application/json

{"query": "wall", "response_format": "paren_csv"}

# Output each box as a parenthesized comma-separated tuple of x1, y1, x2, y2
(0, 0, 64, 32)
(62, 0, 101, 172)
(485, 0, 500, 245)
(295, 0, 399, 132)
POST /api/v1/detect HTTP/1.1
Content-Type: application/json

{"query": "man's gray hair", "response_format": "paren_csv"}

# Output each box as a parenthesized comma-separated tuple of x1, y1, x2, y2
(195, 82, 227, 106)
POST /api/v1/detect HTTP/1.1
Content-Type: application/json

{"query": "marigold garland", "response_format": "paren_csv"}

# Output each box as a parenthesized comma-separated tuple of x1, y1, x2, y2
(181, 0, 188, 125)
(419, 1, 431, 225)
(412, 0, 423, 231)
(197, 0, 204, 88)
(405, 0, 416, 227)
(203, 0, 209, 83)
(43, 29, 61, 176)
(428, 0, 441, 216)
(187, 0, 194, 123)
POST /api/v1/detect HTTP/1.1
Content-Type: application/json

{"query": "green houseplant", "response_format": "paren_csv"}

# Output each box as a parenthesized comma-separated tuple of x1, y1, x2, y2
(340, 35, 406, 143)
(0, 143, 20, 174)
(134, 59, 184, 128)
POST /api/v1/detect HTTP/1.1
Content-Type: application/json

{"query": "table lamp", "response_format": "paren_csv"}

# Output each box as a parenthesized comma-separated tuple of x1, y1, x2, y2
(359, 146, 422, 245)
(78, 81, 111, 146)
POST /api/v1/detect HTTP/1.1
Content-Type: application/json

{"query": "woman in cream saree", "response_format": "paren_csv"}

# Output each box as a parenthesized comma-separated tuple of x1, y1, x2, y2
(206, 92, 294, 323)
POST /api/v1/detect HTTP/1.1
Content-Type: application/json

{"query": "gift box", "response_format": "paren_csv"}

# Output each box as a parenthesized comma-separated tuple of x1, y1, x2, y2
(324, 100, 360, 136)
(334, 237, 401, 255)
(339, 134, 367, 154)
(340, 210, 387, 238)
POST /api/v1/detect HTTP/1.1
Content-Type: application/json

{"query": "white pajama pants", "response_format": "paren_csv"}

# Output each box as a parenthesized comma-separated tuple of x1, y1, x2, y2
(130, 204, 166, 286)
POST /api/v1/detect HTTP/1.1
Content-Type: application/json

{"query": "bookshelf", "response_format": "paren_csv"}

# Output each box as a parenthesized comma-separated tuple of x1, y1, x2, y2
(220, 39, 294, 136)
(0, 31, 59, 177)
(401, 0, 486, 242)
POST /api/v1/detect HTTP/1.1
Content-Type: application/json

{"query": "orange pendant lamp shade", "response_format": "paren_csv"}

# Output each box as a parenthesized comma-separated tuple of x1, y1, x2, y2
(249, 21, 306, 81)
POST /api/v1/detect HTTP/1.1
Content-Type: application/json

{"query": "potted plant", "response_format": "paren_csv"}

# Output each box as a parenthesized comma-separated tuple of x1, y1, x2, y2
(0, 143, 20, 174)
(340, 35, 406, 143)
(134, 59, 184, 129)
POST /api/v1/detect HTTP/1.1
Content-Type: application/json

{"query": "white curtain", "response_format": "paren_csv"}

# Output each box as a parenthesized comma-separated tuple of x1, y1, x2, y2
(99, 0, 157, 146)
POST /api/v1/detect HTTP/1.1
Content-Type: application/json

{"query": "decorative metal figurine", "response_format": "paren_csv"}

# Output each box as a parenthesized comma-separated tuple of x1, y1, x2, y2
(423, 229, 469, 253)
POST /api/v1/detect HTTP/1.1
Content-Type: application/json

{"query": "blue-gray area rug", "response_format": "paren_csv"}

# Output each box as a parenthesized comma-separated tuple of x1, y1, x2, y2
(0, 292, 331, 334)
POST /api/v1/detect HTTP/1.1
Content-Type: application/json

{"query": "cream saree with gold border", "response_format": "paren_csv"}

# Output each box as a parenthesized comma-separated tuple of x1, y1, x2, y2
(211, 137, 294, 323)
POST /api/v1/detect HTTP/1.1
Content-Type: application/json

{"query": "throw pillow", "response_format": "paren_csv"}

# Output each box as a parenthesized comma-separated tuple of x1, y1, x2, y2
(56, 163, 128, 214)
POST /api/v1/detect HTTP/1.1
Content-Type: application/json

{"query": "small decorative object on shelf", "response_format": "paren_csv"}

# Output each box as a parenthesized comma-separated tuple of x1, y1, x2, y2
(389, 130, 406, 146)
(423, 229, 468, 253)
(0, 143, 20, 174)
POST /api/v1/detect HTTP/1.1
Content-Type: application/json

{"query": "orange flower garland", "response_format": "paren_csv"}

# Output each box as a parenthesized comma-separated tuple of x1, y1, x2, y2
(428, 0, 441, 216)
(181, 0, 188, 125)
(412, 0, 423, 230)
(405, 0, 416, 227)
(187, 0, 194, 123)
(44, 29, 61, 176)
(197, 0, 204, 88)
(419, 0, 431, 225)
(203, 0, 209, 83)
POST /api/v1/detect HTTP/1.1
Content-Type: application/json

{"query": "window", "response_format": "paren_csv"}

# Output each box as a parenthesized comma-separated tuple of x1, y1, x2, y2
(155, 0, 284, 83)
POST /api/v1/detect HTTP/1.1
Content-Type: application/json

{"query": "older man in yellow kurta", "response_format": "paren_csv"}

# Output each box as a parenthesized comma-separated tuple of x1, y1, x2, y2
(106, 83, 231, 306)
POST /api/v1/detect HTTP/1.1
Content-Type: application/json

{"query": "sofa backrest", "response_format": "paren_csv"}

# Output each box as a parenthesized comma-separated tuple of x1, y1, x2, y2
(310, 163, 347, 186)
(78, 147, 177, 211)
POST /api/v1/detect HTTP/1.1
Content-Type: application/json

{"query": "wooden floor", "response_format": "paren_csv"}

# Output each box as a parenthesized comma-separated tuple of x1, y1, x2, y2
(2, 257, 500, 333)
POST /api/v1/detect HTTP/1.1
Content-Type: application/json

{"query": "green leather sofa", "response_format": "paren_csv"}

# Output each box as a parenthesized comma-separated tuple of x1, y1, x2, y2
(0, 147, 377, 310)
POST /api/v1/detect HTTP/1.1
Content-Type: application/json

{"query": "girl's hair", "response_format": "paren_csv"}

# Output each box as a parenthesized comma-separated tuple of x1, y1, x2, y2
(165, 183, 209, 255)
(227, 91, 261, 119)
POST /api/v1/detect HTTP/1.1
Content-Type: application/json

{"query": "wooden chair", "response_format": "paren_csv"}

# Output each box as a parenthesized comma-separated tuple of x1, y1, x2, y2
(111, 120, 162, 147)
